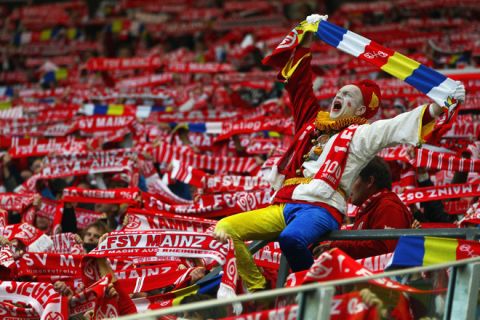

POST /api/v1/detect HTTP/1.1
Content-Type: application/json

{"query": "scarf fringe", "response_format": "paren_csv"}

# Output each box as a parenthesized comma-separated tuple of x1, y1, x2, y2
(315, 111, 367, 132)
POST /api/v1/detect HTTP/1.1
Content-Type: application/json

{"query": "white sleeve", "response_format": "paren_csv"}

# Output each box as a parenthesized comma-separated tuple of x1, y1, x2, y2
(350, 104, 428, 160)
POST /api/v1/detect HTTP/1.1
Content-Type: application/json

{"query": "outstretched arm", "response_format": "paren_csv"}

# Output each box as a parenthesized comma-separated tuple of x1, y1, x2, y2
(279, 15, 327, 132)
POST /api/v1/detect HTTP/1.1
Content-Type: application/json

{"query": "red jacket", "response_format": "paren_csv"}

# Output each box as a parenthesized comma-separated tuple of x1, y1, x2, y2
(331, 190, 413, 259)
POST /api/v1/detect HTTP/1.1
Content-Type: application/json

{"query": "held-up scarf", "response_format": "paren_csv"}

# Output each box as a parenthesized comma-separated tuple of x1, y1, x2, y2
(246, 138, 288, 155)
(40, 157, 133, 178)
(75, 207, 104, 230)
(251, 242, 394, 273)
(8, 141, 87, 159)
(49, 233, 85, 254)
(85, 231, 237, 302)
(123, 208, 216, 232)
(74, 116, 135, 133)
(142, 190, 273, 219)
(213, 117, 293, 142)
(0, 193, 35, 212)
(62, 187, 140, 205)
(0, 301, 39, 320)
(378, 146, 480, 173)
(286, 248, 443, 294)
(43, 148, 137, 165)
(0, 281, 69, 320)
(67, 275, 120, 319)
(169, 159, 206, 188)
(148, 142, 260, 174)
(203, 174, 271, 193)
(15, 253, 83, 278)
(0, 223, 53, 253)
(398, 183, 480, 204)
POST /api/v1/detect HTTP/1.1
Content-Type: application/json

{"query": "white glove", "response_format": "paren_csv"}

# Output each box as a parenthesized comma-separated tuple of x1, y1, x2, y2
(306, 14, 328, 24)
(453, 80, 466, 103)
(443, 81, 466, 120)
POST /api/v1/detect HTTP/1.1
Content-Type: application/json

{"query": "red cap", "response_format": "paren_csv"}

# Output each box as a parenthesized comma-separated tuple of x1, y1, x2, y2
(354, 79, 382, 119)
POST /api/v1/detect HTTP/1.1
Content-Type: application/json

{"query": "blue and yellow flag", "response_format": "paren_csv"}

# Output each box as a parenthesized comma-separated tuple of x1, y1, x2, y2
(387, 236, 480, 269)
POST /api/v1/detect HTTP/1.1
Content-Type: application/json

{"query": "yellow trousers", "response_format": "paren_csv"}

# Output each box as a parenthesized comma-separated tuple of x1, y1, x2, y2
(215, 204, 286, 291)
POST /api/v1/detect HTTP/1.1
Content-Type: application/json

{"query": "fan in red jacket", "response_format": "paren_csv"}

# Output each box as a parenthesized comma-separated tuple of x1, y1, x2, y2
(314, 156, 413, 259)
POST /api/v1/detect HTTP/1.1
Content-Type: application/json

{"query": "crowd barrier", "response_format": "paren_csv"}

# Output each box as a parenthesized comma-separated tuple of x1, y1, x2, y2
(116, 228, 480, 320)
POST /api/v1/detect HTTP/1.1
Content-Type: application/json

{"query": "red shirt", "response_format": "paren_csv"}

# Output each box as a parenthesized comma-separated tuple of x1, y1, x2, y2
(331, 190, 413, 259)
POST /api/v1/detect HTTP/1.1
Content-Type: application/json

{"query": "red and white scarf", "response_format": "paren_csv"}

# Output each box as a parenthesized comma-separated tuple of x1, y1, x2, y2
(123, 208, 216, 232)
(0, 281, 69, 320)
(398, 183, 480, 204)
(379, 146, 480, 173)
(49, 233, 85, 254)
(148, 142, 260, 174)
(275, 125, 359, 201)
(1, 223, 53, 252)
(86, 231, 237, 301)
(313, 125, 359, 193)
(203, 174, 271, 193)
(62, 187, 140, 205)
(142, 189, 273, 218)
(0, 193, 35, 212)
(0, 301, 39, 320)
(15, 253, 83, 278)
(286, 248, 442, 294)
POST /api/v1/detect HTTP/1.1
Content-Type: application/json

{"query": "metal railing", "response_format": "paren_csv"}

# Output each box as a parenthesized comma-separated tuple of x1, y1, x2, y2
(117, 228, 480, 320)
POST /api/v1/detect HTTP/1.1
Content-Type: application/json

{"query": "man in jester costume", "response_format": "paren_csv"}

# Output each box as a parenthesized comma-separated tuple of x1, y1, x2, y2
(215, 14, 466, 292)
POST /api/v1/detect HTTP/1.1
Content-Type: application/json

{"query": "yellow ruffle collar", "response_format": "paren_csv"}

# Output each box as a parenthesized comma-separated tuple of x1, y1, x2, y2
(314, 111, 368, 132)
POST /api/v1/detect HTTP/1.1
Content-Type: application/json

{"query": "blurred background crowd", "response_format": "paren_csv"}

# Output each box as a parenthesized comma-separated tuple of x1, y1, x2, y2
(0, 0, 479, 319)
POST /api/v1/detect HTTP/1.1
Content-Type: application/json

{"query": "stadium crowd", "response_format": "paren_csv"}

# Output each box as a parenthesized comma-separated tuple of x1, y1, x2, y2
(0, 0, 479, 319)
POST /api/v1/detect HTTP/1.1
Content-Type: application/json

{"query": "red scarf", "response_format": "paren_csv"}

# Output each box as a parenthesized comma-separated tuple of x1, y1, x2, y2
(123, 208, 216, 232)
(143, 189, 274, 218)
(1, 223, 53, 252)
(0, 281, 69, 320)
(286, 248, 443, 294)
(203, 174, 271, 193)
(85, 231, 237, 301)
(313, 125, 359, 192)
(15, 253, 83, 278)
(0, 194, 34, 212)
(398, 183, 480, 204)
(62, 187, 140, 205)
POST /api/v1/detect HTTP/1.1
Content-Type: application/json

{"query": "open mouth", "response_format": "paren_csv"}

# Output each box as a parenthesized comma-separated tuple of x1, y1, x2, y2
(332, 100, 342, 111)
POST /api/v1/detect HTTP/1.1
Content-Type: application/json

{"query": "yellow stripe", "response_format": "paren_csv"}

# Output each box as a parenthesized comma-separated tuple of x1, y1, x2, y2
(418, 104, 433, 144)
(171, 285, 199, 306)
(423, 237, 457, 266)
(67, 28, 77, 40)
(0, 101, 12, 110)
(281, 52, 311, 80)
(55, 68, 68, 80)
(112, 20, 123, 33)
(107, 104, 124, 115)
(380, 52, 420, 80)
(40, 29, 52, 41)
(268, 131, 280, 137)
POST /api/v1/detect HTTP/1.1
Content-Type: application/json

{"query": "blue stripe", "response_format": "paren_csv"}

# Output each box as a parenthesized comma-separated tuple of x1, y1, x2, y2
(94, 105, 108, 115)
(151, 105, 166, 112)
(51, 27, 61, 38)
(316, 21, 348, 48)
(188, 123, 207, 133)
(389, 236, 426, 268)
(404, 64, 447, 94)
(197, 275, 221, 295)
(13, 33, 21, 46)
(42, 71, 55, 84)
(5, 87, 14, 97)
